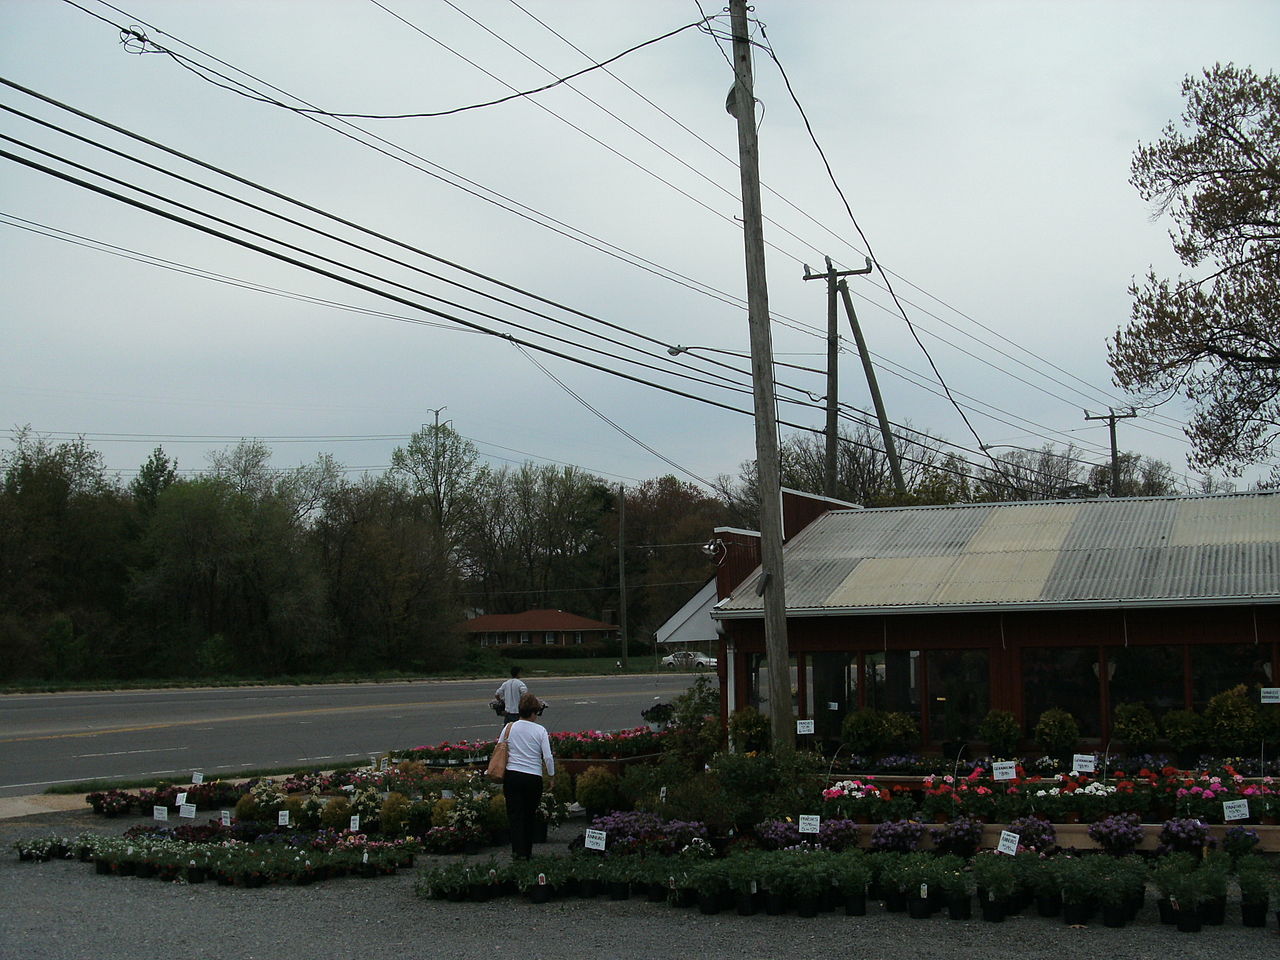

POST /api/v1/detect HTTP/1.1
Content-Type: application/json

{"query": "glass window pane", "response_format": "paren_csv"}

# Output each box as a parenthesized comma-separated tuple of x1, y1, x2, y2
(864, 650, 921, 725)
(926, 650, 989, 744)
(1022, 647, 1100, 738)
(809, 652, 855, 741)
(1110, 645, 1184, 716)
(1191, 643, 1273, 710)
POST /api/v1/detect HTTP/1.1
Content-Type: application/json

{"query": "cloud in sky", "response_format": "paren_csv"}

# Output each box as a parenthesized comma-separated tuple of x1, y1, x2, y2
(2, 0, 1277, 490)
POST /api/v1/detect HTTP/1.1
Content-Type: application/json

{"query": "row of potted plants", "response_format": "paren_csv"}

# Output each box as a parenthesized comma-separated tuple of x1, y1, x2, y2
(413, 843, 1280, 931)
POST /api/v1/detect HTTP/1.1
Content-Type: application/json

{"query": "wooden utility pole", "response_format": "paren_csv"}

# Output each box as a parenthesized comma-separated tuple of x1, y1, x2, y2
(837, 279, 907, 497)
(1084, 407, 1138, 496)
(616, 484, 629, 669)
(728, 0, 792, 753)
(803, 256, 875, 497)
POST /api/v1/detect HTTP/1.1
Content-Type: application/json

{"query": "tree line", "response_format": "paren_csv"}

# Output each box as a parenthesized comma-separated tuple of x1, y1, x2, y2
(0, 423, 1189, 683)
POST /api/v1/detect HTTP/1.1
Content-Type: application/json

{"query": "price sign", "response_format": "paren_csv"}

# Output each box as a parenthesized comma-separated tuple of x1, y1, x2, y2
(1223, 799, 1250, 821)
(153, 805, 168, 822)
(992, 761, 1017, 781)
(659, 786, 667, 803)
(1072, 754, 1096, 773)
(997, 830, 1020, 856)
(176, 792, 188, 806)
(380, 757, 390, 771)
(798, 815, 820, 834)
(796, 719, 815, 735)
(585, 829, 607, 851)
(827, 702, 839, 711)
(179, 803, 196, 819)
(191, 772, 204, 785)
(220, 810, 232, 827)
(1261, 688, 1280, 704)
(350, 815, 361, 832)
(277, 810, 290, 827)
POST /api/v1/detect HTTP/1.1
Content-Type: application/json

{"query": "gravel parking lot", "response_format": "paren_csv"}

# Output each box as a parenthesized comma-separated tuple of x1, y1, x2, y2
(3, 807, 1277, 960)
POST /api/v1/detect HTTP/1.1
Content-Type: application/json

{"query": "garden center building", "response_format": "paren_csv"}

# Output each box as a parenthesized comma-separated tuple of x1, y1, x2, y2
(709, 490, 1280, 748)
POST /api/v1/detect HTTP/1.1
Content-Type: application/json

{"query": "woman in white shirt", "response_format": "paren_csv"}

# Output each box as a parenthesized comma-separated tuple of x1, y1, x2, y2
(501, 692, 555, 860)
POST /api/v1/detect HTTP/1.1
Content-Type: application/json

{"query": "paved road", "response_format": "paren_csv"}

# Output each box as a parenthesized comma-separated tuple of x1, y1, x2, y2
(0, 674, 701, 796)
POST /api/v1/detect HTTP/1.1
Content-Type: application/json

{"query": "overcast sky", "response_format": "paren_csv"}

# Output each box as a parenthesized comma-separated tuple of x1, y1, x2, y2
(3, 0, 1277, 492)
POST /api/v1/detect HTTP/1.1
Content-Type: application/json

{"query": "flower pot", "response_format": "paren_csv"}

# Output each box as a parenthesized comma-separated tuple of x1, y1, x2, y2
(672, 887, 696, 909)
(1102, 903, 1127, 928)
(446, 888, 466, 902)
(1241, 900, 1268, 927)
(1157, 897, 1176, 925)
(533, 820, 549, 844)
(135, 862, 156, 879)
(946, 894, 971, 921)
(795, 896, 819, 918)
(980, 898, 1005, 923)
(697, 892, 720, 915)
(1200, 895, 1225, 926)
(735, 891, 757, 916)
(185, 867, 207, 885)
(764, 891, 786, 915)
(1036, 892, 1062, 917)
(94, 859, 112, 875)
(843, 892, 867, 917)
(646, 883, 666, 903)
(883, 890, 907, 913)
(1176, 908, 1202, 933)
(578, 878, 598, 899)
(1062, 901, 1090, 925)
(907, 896, 932, 920)
(608, 881, 629, 901)
(469, 883, 492, 903)
(528, 884, 551, 904)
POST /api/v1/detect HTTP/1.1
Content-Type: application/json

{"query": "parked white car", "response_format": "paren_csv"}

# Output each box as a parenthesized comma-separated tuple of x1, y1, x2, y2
(660, 650, 717, 669)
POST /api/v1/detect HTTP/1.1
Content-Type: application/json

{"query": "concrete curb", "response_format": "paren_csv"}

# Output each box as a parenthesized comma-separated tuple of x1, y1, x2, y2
(0, 793, 89, 820)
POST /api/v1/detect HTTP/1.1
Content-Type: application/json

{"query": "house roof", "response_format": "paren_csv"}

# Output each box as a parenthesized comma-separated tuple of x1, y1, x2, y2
(655, 578, 719, 646)
(463, 609, 617, 633)
(714, 491, 1280, 618)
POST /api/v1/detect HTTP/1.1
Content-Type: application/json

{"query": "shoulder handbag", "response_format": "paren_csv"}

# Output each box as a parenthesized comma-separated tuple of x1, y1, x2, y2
(487, 722, 513, 782)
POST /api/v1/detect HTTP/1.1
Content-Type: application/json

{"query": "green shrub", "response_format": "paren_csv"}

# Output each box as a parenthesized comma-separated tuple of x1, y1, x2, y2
(881, 712, 921, 753)
(379, 792, 411, 836)
(727, 705, 771, 753)
(977, 709, 1021, 758)
(1033, 708, 1079, 760)
(1111, 702, 1158, 754)
(1161, 708, 1204, 754)
(1202, 684, 1260, 756)
(319, 796, 353, 831)
(575, 765, 623, 815)
(661, 676, 723, 769)
(841, 709, 887, 756)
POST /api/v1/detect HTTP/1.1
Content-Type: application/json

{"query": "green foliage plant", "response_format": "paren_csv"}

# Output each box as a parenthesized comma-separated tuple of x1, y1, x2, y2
(1111, 702, 1158, 754)
(1161, 708, 1204, 758)
(727, 705, 771, 753)
(970, 851, 1017, 900)
(881, 712, 921, 754)
(1202, 684, 1260, 756)
(840, 709, 887, 756)
(977, 710, 1021, 759)
(574, 765, 623, 815)
(1033, 708, 1080, 761)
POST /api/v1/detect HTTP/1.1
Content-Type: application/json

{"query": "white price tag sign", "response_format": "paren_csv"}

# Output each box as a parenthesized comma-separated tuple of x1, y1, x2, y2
(220, 810, 232, 827)
(1261, 688, 1280, 704)
(175, 792, 188, 806)
(191, 772, 204, 785)
(997, 830, 1020, 856)
(798, 815, 820, 834)
(350, 815, 361, 832)
(796, 719, 815, 735)
(179, 803, 197, 819)
(153, 805, 168, 822)
(659, 786, 667, 803)
(992, 761, 1017, 781)
(1223, 799, 1250, 821)
(584, 829, 607, 851)
(380, 757, 390, 771)
(1072, 754, 1095, 773)
(827, 702, 839, 711)
(277, 810, 290, 827)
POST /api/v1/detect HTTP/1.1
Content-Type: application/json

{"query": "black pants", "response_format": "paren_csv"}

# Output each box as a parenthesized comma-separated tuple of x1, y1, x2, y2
(503, 770, 543, 860)
(503, 712, 520, 726)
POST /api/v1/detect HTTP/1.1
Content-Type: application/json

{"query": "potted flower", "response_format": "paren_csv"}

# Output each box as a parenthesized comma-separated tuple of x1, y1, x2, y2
(1162, 708, 1204, 770)
(971, 852, 1017, 922)
(641, 701, 674, 731)
(1151, 851, 1198, 924)
(899, 852, 941, 919)
(1051, 855, 1095, 925)
(1088, 813, 1145, 856)
(1033, 708, 1080, 767)
(868, 818, 925, 854)
(1158, 817, 1209, 856)
(930, 815, 983, 858)
(1235, 854, 1273, 927)
(977, 709, 1021, 759)
(829, 850, 872, 916)
(935, 856, 973, 920)
(786, 852, 835, 918)
(1164, 867, 1208, 933)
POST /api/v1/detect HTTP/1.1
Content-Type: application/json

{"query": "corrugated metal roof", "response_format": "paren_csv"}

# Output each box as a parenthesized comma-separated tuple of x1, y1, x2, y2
(716, 492, 1280, 617)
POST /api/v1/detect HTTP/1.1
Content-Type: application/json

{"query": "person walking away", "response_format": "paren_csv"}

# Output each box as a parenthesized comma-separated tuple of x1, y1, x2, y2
(502, 692, 555, 860)
(495, 667, 526, 726)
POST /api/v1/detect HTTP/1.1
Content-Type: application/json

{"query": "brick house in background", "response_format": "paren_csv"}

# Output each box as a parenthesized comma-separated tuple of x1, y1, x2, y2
(464, 609, 618, 648)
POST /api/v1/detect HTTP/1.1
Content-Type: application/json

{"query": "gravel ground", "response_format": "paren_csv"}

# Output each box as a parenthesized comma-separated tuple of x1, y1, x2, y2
(3, 809, 1278, 960)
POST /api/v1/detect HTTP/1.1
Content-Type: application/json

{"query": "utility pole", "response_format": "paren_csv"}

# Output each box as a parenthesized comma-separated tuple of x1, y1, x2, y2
(837, 278, 907, 497)
(728, 0, 792, 754)
(1084, 407, 1138, 497)
(616, 484, 629, 670)
(803, 255, 875, 497)
(424, 406, 448, 526)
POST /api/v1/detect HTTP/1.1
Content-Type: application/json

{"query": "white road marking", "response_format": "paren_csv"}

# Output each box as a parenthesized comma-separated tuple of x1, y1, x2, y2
(75, 747, 188, 759)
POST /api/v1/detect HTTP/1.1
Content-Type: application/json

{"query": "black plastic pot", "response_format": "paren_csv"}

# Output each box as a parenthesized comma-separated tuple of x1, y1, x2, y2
(1176, 908, 1202, 933)
(843, 892, 867, 917)
(907, 896, 932, 920)
(1036, 892, 1062, 917)
(1240, 900, 1268, 927)
(980, 898, 1005, 923)
(946, 894, 971, 921)
(1102, 903, 1127, 928)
